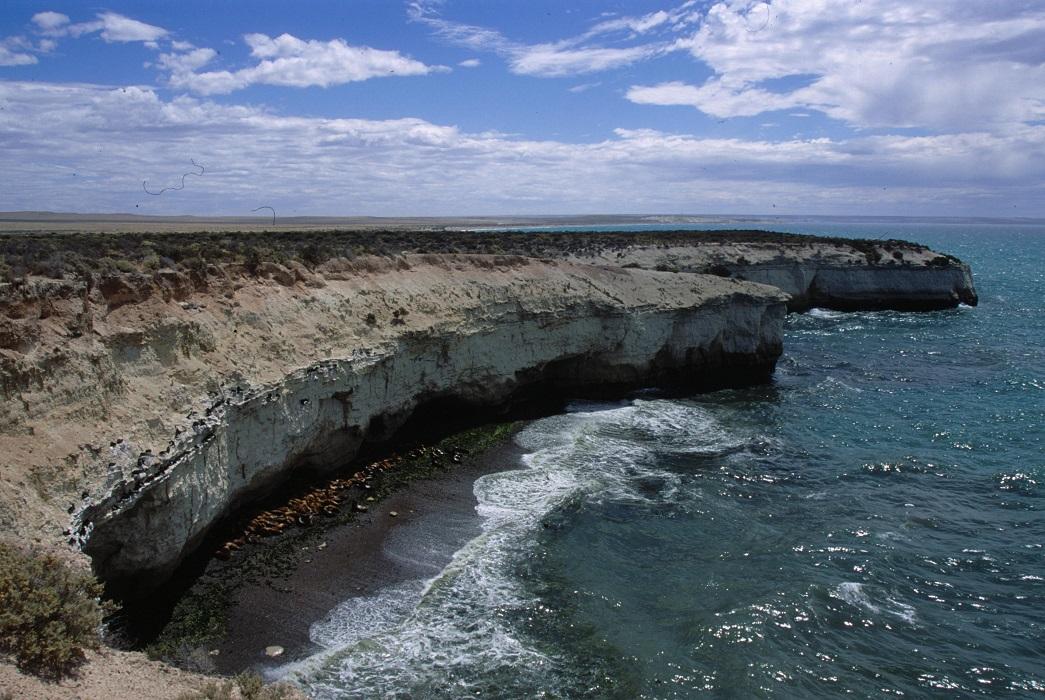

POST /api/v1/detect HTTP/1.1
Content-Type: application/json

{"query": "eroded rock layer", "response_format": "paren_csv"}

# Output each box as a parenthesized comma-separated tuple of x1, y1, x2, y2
(558, 236, 978, 311)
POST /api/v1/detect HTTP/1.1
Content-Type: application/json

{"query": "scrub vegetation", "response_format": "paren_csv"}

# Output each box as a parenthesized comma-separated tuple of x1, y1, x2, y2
(0, 542, 114, 679)
(0, 228, 949, 282)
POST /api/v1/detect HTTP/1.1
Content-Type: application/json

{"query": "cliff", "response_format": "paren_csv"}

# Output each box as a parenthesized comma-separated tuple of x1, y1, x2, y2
(0, 253, 786, 592)
(554, 236, 978, 311)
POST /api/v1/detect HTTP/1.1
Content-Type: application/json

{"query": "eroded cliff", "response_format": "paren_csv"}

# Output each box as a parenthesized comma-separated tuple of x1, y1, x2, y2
(558, 236, 978, 311)
(0, 253, 786, 592)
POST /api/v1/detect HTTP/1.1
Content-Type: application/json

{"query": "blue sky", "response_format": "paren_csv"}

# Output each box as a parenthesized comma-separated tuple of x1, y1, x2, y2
(1, 0, 1044, 217)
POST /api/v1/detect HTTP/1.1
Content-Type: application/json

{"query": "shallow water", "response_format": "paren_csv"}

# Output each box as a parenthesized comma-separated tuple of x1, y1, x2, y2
(289, 221, 1045, 698)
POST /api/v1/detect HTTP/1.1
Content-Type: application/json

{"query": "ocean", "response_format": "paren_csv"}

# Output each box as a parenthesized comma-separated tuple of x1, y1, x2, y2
(286, 221, 1044, 698)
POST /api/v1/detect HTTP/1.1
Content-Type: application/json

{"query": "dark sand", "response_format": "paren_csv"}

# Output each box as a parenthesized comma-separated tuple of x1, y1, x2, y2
(212, 440, 526, 674)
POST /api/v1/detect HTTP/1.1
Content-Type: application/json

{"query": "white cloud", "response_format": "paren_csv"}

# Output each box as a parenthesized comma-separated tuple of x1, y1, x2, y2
(31, 11, 167, 43)
(1, 79, 1042, 216)
(165, 33, 443, 94)
(93, 12, 167, 43)
(31, 11, 70, 32)
(627, 79, 797, 117)
(415, 1, 1045, 132)
(1, 24, 66, 67)
(408, 1, 681, 77)
(0, 37, 37, 66)
(407, 3, 512, 53)
(628, 0, 1045, 131)
(510, 44, 661, 78)
(458, 58, 480, 68)
(587, 10, 672, 36)
(568, 82, 601, 93)
(582, 4, 701, 40)
(158, 47, 218, 74)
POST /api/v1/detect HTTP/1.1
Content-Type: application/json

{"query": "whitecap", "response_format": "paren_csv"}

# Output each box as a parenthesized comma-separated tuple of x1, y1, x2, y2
(807, 308, 846, 320)
(832, 582, 916, 624)
(875, 530, 909, 542)
(833, 582, 879, 613)
(820, 376, 864, 393)
(288, 399, 754, 696)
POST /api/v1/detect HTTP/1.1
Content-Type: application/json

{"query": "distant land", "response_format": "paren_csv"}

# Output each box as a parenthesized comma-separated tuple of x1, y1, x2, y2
(0, 211, 1042, 233)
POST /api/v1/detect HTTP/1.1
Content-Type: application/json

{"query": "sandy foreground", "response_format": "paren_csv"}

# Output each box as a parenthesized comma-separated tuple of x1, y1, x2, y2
(0, 647, 206, 699)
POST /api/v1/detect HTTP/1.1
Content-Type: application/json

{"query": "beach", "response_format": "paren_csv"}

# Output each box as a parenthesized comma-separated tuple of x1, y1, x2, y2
(209, 437, 527, 674)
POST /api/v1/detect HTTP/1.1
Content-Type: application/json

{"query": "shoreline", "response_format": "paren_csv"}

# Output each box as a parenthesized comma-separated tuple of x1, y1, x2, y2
(146, 423, 529, 676)
(223, 438, 527, 675)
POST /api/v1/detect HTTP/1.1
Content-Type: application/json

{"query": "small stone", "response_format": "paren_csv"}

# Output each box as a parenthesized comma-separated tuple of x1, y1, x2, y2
(317, 542, 327, 550)
(389, 511, 399, 517)
(209, 649, 220, 656)
(264, 645, 284, 658)
(366, 496, 375, 502)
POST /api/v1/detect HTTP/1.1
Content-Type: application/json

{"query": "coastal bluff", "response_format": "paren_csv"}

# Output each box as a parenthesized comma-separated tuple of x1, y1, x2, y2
(1, 251, 785, 592)
(0, 228, 976, 595)
(501, 230, 979, 311)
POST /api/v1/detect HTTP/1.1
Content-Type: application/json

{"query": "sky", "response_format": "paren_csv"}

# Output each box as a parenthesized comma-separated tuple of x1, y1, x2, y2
(1, 0, 1044, 217)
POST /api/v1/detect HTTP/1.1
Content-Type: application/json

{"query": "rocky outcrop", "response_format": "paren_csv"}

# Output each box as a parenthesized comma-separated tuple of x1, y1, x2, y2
(714, 261, 977, 311)
(564, 239, 978, 311)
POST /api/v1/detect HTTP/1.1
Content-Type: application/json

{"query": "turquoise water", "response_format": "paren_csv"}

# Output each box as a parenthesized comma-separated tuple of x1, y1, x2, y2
(291, 222, 1044, 698)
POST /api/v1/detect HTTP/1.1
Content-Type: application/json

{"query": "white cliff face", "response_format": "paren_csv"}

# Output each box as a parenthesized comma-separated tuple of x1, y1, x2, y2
(567, 242, 978, 310)
(64, 257, 786, 588)
(727, 263, 977, 310)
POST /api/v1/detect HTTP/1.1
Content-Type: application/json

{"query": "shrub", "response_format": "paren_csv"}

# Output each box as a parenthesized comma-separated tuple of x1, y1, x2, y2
(244, 249, 263, 276)
(0, 543, 114, 679)
(300, 243, 327, 268)
(236, 671, 265, 699)
(928, 255, 953, 267)
(177, 681, 234, 700)
(182, 255, 210, 278)
(142, 253, 162, 271)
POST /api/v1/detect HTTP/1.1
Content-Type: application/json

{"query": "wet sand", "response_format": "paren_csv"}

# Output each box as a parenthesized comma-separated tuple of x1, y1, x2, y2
(211, 440, 526, 674)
